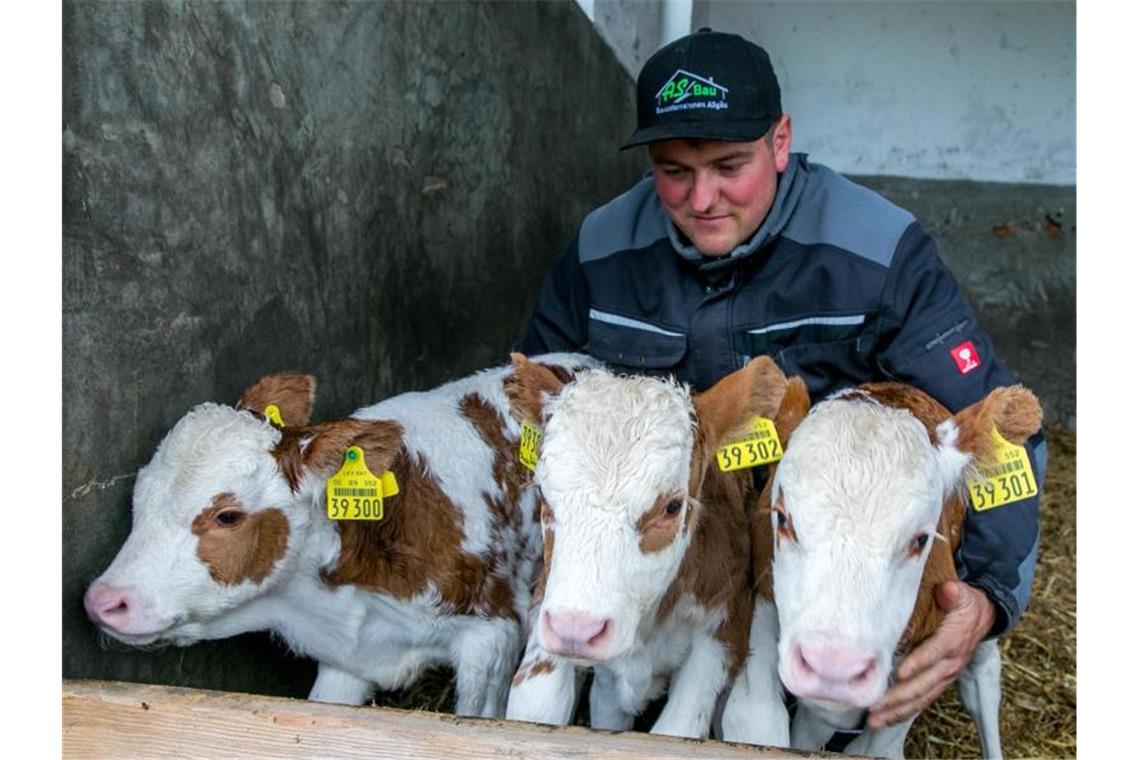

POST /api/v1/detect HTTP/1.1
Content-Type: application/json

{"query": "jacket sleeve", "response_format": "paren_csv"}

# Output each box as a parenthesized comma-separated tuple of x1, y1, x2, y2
(513, 233, 592, 355)
(876, 223, 1046, 638)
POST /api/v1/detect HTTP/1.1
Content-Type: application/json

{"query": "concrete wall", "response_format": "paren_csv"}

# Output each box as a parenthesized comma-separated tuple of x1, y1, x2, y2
(63, 0, 644, 697)
(695, 0, 1075, 184)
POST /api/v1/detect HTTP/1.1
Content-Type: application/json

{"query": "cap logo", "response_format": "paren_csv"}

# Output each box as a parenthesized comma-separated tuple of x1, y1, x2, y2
(655, 69, 729, 115)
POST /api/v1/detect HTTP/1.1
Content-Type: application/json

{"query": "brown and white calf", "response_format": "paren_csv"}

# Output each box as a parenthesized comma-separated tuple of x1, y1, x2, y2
(742, 378, 1040, 758)
(83, 354, 597, 716)
(502, 354, 790, 742)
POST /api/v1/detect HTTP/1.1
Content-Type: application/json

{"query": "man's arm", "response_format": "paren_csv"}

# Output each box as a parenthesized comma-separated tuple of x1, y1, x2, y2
(868, 223, 1046, 727)
(514, 233, 591, 355)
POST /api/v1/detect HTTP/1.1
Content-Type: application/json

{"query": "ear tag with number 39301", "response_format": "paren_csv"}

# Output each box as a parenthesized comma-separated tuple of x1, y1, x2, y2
(966, 427, 1038, 511)
(717, 417, 783, 472)
(326, 446, 399, 521)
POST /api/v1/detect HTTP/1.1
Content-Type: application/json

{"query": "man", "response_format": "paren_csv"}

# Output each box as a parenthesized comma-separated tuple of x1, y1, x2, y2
(514, 28, 1045, 739)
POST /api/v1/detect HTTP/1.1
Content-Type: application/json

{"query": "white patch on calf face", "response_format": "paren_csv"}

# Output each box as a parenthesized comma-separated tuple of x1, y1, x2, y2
(534, 370, 696, 661)
(770, 398, 943, 709)
(87, 403, 306, 645)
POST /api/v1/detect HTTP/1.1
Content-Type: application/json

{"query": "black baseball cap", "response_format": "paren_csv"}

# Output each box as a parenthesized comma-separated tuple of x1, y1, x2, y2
(622, 28, 782, 149)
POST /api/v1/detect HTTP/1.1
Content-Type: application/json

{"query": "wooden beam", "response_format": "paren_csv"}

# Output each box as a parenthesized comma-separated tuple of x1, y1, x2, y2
(63, 679, 823, 759)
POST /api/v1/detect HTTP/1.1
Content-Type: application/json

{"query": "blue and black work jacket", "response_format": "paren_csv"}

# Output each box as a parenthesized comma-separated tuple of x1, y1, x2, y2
(515, 153, 1046, 638)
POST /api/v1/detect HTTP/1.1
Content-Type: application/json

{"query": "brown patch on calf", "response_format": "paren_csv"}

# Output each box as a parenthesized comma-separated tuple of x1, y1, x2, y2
(506, 353, 569, 425)
(192, 493, 289, 585)
(657, 466, 756, 676)
(898, 492, 966, 651)
(636, 493, 686, 554)
(236, 373, 316, 427)
(275, 411, 521, 621)
(512, 657, 557, 686)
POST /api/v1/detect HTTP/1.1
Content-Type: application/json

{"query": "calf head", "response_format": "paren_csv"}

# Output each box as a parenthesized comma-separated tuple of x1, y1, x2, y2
(767, 383, 1042, 710)
(84, 373, 403, 646)
(507, 353, 787, 663)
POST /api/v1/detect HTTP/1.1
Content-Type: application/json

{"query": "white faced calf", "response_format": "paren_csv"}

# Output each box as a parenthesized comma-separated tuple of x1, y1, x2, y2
(503, 354, 790, 741)
(83, 354, 597, 716)
(760, 379, 1040, 758)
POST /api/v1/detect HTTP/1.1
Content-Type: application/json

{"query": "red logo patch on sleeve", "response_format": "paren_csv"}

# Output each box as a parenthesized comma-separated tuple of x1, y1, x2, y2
(950, 340, 981, 375)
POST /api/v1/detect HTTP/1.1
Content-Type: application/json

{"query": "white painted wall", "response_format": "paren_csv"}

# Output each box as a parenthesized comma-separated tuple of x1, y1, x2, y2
(693, 1, 1075, 184)
(575, 1, 1074, 184)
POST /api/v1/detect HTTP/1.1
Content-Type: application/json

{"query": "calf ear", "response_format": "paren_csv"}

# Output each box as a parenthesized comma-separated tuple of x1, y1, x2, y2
(773, 375, 811, 448)
(279, 418, 405, 491)
(505, 352, 568, 424)
(692, 356, 788, 450)
(236, 373, 316, 427)
(935, 385, 1043, 482)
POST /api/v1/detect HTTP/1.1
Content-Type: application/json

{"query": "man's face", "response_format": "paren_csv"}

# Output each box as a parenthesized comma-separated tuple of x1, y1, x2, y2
(649, 115, 792, 257)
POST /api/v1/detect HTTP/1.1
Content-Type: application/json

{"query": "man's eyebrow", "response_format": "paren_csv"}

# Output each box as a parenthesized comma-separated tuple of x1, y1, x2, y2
(711, 151, 753, 162)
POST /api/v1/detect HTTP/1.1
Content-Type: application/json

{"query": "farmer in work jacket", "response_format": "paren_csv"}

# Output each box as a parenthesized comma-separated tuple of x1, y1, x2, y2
(514, 28, 1046, 732)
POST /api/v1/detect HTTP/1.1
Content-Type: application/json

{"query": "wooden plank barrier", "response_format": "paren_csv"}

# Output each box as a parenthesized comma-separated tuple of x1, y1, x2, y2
(63, 679, 824, 759)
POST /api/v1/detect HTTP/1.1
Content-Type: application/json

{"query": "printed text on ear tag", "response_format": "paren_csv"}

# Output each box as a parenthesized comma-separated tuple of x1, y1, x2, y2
(326, 445, 394, 520)
(519, 421, 542, 472)
(717, 417, 783, 472)
(967, 427, 1038, 511)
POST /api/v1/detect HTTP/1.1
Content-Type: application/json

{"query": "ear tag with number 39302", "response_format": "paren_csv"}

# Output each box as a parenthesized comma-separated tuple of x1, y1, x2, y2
(326, 446, 399, 521)
(716, 417, 783, 472)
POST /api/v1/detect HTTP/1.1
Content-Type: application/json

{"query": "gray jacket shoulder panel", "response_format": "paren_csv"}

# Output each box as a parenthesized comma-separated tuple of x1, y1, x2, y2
(578, 175, 671, 264)
(781, 159, 917, 268)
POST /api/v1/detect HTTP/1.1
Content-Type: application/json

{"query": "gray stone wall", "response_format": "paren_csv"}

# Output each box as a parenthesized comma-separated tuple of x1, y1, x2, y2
(63, 0, 644, 697)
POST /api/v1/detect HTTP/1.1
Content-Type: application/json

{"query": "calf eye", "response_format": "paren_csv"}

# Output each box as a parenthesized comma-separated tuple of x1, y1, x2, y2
(909, 532, 930, 556)
(664, 498, 684, 517)
(215, 509, 246, 527)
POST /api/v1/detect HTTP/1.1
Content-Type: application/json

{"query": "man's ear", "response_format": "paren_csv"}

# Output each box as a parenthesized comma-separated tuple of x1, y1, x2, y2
(934, 385, 1043, 487)
(504, 352, 569, 425)
(277, 418, 405, 491)
(236, 373, 316, 427)
(692, 356, 788, 453)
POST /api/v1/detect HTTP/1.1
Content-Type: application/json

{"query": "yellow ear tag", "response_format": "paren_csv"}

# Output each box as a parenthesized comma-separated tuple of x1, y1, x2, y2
(717, 417, 783, 472)
(326, 445, 394, 521)
(264, 404, 285, 427)
(519, 420, 543, 472)
(966, 427, 1038, 511)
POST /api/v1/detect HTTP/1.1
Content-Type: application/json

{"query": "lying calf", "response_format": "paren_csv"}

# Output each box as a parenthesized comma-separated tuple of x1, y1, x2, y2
(749, 378, 1040, 758)
(503, 354, 790, 742)
(84, 354, 596, 716)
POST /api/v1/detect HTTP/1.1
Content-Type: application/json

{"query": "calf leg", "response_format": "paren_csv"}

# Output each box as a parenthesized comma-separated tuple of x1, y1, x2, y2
(451, 616, 521, 718)
(957, 638, 1003, 759)
(308, 663, 375, 705)
(721, 599, 790, 747)
(589, 667, 636, 731)
(650, 631, 728, 739)
(506, 633, 579, 725)
(844, 717, 916, 759)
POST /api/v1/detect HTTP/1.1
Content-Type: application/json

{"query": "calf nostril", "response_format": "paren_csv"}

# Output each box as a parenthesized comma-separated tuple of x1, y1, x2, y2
(587, 619, 610, 647)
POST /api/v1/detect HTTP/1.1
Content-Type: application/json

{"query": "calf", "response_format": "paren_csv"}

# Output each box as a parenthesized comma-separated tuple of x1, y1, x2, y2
(749, 378, 1040, 758)
(503, 354, 790, 742)
(83, 353, 597, 716)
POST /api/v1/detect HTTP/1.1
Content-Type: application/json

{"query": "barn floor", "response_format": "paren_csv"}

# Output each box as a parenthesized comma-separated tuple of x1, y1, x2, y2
(371, 426, 1078, 759)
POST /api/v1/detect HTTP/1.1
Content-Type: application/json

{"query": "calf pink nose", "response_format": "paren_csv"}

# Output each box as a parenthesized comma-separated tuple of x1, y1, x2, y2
(797, 642, 877, 684)
(544, 610, 610, 647)
(84, 583, 132, 631)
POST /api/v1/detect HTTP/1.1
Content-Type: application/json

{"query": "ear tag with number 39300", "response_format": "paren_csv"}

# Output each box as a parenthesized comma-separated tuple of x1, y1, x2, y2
(326, 446, 399, 521)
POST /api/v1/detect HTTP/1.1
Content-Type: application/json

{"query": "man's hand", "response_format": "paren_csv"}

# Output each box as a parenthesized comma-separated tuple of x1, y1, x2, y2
(867, 581, 995, 730)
